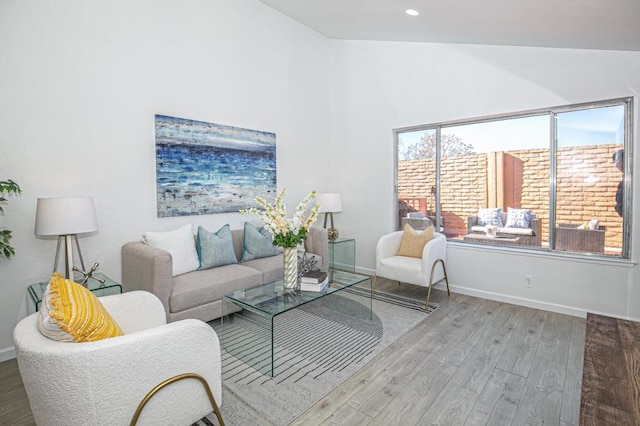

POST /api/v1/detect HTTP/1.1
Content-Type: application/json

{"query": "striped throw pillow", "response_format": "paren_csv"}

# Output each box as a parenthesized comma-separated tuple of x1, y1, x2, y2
(397, 224, 434, 258)
(38, 273, 124, 342)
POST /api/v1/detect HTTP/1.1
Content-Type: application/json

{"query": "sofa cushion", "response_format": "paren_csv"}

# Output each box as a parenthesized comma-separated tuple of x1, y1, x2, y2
(471, 225, 489, 233)
(170, 264, 263, 313)
(504, 208, 532, 229)
(241, 222, 280, 261)
(498, 227, 534, 236)
(143, 224, 199, 276)
(196, 224, 237, 270)
(241, 254, 284, 283)
(477, 208, 503, 226)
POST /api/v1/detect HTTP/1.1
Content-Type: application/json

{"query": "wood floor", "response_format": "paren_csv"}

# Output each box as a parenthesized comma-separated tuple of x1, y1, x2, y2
(0, 279, 586, 426)
(292, 279, 586, 426)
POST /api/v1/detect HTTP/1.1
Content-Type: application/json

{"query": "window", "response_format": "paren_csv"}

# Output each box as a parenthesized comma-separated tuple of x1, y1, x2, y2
(395, 98, 632, 259)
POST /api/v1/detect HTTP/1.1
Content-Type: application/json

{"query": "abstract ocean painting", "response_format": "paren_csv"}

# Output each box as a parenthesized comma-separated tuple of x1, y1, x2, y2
(155, 115, 276, 217)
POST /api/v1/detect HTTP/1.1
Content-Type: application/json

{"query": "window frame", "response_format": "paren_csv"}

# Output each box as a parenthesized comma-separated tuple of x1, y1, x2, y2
(394, 96, 634, 259)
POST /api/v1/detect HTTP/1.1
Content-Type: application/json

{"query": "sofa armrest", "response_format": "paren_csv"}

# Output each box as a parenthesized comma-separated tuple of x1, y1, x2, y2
(467, 216, 480, 233)
(530, 218, 542, 246)
(421, 233, 446, 273)
(305, 227, 329, 271)
(121, 241, 174, 320)
(376, 231, 403, 270)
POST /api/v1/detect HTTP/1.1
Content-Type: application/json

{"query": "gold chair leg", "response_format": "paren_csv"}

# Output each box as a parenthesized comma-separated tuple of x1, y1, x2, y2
(425, 258, 450, 309)
(131, 373, 225, 426)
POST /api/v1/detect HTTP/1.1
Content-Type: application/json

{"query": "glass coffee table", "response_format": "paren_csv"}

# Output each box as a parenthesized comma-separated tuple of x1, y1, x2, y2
(221, 270, 372, 377)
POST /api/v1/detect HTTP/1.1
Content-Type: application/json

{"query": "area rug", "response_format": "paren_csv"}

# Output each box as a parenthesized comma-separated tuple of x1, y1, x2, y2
(200, 287, 437, 426)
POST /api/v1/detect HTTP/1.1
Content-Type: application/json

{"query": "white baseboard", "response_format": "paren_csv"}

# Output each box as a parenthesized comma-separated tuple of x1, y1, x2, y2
(0, 346, 16, 363)
(352, 266, 640, 320)
(449, 284, 587, 318)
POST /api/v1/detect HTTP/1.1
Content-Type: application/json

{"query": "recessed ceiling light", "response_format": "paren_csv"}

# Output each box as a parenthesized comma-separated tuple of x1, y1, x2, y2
(405, 9, 419, 16)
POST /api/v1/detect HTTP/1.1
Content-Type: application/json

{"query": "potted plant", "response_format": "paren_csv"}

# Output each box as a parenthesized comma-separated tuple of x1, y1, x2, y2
(1, 179, 22, 259)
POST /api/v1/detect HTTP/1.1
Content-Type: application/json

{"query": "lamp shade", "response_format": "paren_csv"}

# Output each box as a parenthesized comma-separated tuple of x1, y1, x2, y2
(35, 197, 98, 236)
(316, 193, 343, 213)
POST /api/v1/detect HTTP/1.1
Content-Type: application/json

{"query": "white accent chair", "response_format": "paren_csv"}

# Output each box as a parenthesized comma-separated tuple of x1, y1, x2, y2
(373, 231, 450, 308)
(13, 291, 224, 426)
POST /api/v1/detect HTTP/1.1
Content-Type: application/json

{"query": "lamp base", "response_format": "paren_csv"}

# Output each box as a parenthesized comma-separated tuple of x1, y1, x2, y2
(324, 212, 339, 241)
(328, 227, 339, 241)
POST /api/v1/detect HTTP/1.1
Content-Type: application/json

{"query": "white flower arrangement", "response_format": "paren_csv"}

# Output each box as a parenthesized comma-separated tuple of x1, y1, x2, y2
(240, 189, 320, 248)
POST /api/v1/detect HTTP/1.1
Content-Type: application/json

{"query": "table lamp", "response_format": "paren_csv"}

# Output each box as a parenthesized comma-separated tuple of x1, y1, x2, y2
(34, 197, 98, 279)
(316, 193, 342, 241)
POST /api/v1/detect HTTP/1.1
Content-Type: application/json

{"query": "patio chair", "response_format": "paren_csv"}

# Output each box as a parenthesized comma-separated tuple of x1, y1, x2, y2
(555, 224, 606, 253)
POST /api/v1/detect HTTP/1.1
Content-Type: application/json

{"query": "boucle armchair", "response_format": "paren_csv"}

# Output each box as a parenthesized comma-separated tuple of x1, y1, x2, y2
(13, 291, 223, 426)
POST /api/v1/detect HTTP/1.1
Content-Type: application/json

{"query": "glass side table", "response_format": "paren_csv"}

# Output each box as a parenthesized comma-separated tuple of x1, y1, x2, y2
(328, 237, 355, 273)
(28, 272, 122, 312)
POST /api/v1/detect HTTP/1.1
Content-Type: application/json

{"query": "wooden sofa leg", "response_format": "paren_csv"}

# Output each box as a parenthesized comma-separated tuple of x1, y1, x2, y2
(425, 258, 450, 309)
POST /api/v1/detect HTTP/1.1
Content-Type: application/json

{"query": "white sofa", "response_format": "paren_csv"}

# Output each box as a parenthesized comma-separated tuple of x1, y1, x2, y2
(13, 291, 222, 426)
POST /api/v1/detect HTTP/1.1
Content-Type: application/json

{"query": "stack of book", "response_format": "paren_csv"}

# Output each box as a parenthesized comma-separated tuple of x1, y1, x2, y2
(300, 271, 328, 292)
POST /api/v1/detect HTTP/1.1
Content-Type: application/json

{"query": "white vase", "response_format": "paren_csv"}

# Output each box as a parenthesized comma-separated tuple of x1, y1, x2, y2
(282, 247, 298, 290)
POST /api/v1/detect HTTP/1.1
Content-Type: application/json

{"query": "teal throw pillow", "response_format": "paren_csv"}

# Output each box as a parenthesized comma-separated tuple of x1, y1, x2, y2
(196, 224, 238, 270)
(241, 222, 280, 262)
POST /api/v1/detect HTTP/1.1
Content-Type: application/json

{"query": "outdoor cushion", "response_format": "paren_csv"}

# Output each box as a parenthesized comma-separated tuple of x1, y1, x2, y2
(477, 208, 503, 226)
(498, 227, 534, 236)
(504, 208, 532, 229)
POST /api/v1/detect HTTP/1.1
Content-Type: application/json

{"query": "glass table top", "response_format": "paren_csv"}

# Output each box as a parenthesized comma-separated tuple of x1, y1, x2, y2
(223, 270, 370, 317)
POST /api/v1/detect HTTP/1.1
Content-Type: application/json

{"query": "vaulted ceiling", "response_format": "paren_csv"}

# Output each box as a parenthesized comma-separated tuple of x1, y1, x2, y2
(257, 0, 640, 51)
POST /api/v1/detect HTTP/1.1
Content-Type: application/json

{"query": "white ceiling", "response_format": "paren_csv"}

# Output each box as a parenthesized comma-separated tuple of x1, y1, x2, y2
(257, 0, 640, 52)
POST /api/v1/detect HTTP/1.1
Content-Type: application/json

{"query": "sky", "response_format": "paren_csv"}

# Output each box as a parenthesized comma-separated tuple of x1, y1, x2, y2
(398, 105, 625, 156)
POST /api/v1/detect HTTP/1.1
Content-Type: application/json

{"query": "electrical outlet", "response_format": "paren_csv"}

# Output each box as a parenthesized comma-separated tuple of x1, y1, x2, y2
(525, 275, 533, 288)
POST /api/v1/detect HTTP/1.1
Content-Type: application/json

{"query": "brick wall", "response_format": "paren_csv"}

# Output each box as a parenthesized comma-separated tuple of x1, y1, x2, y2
(398, 144, 624, 249)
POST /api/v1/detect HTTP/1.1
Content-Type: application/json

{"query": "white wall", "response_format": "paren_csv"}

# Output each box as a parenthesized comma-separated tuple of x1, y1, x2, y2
(329, 40, 640, 320)
(0, 0, 331, 360)
(2, 1, 640, 362)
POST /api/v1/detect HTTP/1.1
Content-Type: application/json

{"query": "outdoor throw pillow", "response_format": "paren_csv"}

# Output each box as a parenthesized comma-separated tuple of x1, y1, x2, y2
(196, 224, 238, 270)
(397, 224, 434, 258)
(504, 208, 532, 229)
(38, 273, 124, 342)
(241, 222, 280, 262)
(143, 223, 199, 276)
(476, 208, 503, 226)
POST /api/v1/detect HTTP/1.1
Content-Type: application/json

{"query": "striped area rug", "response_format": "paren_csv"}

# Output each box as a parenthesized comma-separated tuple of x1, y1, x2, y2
(199, 287, 437, 426)
(347, 285, 438, 314)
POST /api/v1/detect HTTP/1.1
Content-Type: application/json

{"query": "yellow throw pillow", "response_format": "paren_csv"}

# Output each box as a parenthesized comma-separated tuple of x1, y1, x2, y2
(37, 273, 124, 342)
(397, 224, 434, 258)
